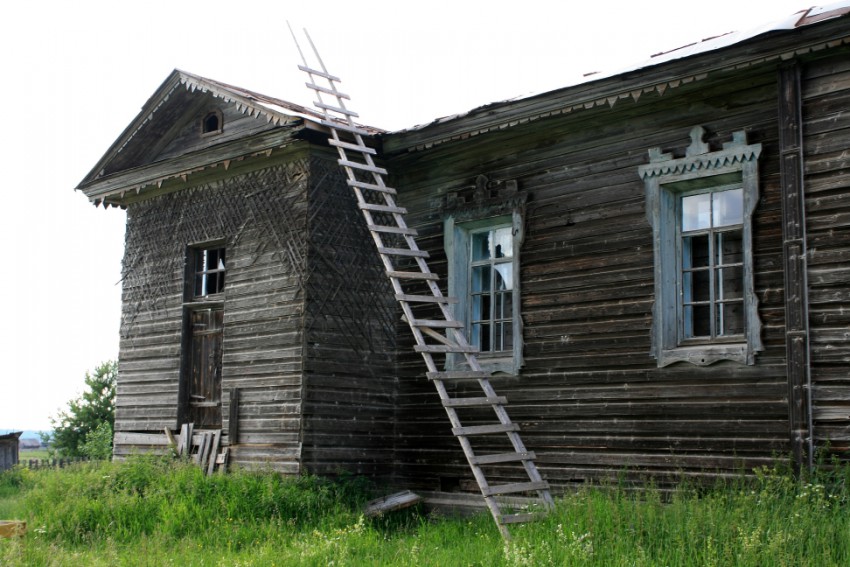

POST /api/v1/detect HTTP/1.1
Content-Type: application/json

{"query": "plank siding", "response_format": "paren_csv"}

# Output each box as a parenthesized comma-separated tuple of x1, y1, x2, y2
(386, 61, 792, 491)
(115, 157, 311, 473)
(802, 48, 850, 456)
(300, 155, 398, 480)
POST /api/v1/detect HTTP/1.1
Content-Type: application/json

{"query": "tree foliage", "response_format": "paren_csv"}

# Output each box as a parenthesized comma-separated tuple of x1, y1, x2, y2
(46, 360, 117, 458)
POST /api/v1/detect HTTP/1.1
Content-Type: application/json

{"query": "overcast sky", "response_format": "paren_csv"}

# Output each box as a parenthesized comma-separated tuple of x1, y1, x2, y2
(0, 0, 812, 431)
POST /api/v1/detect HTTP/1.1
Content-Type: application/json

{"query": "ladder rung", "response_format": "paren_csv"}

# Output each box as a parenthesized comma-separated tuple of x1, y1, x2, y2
(305, 82, 350, 99)
(442, 396, 507, 408)
(339, 160, 388, 175)
(314, 101, 359, 118)
(396, 293, 457, 304)
(427, 371, 489, 380)
(368, 224, 417, 236)
(298, 65, 341, 82)
(483, 481, 550, 497)
(320, 120, 370, 136)
(410, 319, 463, 329)
(470, 451, 537, 465)
(360, 203, 407, 214)
(329, 139, 376, 154)
(378, 247, 429, 258)
(415, 344, 479, 354)
(453, 423, 519, 436)
(347, 180, 396, 194)
(388, 271, 440, 281)
(499, 513, 541, 525)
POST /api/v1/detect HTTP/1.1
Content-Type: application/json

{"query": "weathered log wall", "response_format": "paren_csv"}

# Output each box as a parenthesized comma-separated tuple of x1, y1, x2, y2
(300, 156, 398, 480)
(803, 50, 850, 457)
(115, 149, 399, 477)
(386, 61, 796, 491)
(116, 153, 311, 472)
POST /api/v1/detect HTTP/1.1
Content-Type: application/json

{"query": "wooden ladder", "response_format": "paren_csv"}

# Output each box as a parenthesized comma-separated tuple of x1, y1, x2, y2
(291, 28, 554, 538)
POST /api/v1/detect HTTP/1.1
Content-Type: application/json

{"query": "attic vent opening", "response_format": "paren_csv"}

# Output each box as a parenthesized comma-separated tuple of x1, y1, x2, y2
(202, 110, 223, 136)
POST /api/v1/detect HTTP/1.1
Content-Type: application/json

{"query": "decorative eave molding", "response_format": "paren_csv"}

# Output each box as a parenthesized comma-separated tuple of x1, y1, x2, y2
(104, 72, 310, 177)
(639, 126, 763, 180)
(82, 130, 307, 208)
(387, 26, 850, 154)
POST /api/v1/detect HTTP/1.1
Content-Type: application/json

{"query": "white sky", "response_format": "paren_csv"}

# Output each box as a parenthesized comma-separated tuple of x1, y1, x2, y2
(0, 0, 813, 431)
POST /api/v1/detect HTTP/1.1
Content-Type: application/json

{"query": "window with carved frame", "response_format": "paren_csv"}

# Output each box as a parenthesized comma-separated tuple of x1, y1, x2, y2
(442, 175, 526, 375)
(640, 127, 763, 367)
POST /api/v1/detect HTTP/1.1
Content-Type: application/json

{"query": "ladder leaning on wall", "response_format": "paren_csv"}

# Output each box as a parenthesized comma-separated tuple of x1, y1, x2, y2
(290, 28, 554, 539)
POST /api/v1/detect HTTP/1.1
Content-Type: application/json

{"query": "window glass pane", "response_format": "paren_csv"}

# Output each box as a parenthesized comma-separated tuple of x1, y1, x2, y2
(716, 231, 742, 265)
(195, 274, 205, 297)
(471, 295, 483, 321)
(718, 301, 744, 335)
(471, 232, 490, 261)
(682, 193, 712, 231)
(717, 267, 743, 300)
(493, 227, 513, 258)
(683, 235, 710, 269)
(471, 265, 491, 292)
(713, 188, 743, 227)
(494, 263, 513, 291)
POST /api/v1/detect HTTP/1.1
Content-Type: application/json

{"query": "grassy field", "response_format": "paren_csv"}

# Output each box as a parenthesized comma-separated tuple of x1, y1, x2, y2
(1, 457, 849, 566)
(17, 448, 51, 461)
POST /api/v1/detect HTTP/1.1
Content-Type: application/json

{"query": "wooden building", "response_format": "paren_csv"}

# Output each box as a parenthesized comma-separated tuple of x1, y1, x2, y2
(0, 433, 21, 472)
(76, 72, 397, 475)
(77, 4, 850, 491)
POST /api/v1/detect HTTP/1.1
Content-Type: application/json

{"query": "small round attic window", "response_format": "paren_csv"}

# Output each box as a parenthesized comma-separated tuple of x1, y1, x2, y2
(202, 110, 223, 135)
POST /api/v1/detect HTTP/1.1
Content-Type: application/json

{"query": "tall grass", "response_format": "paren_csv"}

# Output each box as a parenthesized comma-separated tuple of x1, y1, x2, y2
(1, 456, 848, 566)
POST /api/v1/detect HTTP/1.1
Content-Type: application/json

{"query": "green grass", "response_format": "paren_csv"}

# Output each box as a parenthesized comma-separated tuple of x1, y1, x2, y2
(1, 457, 849, 566)
(18, 449, 51, 460)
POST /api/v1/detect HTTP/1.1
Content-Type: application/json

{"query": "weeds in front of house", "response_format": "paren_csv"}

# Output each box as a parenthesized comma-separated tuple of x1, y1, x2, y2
(1, 456, 849, 566)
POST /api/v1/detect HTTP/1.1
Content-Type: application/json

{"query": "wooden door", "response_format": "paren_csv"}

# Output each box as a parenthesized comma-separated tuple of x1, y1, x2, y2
(187, 308, 223, 429)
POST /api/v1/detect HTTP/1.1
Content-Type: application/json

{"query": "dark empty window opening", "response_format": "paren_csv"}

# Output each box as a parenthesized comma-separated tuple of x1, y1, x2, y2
(202, 110, 223, 135)
(194, 247, 226, 297)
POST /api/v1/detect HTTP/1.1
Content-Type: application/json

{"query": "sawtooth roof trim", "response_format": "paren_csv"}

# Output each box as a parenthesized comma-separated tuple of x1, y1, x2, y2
(77, 69, 381, 201)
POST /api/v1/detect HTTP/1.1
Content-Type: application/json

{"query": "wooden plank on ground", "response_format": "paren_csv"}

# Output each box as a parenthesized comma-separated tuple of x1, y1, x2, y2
(363, 491, 423, 517)
(0, 521, 26, 538)
(207, 430, 221, 476)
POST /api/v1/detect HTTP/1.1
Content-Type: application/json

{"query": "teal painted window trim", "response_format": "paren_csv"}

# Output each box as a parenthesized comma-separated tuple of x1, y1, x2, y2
(640, 127, 763, 367)
(444, 212, 524, 374)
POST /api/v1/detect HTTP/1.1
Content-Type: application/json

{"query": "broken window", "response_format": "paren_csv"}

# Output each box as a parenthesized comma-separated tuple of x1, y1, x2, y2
(445, 214, 524, 374)
(193, 247, 226, 297)
(470, 226, 515, 353)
